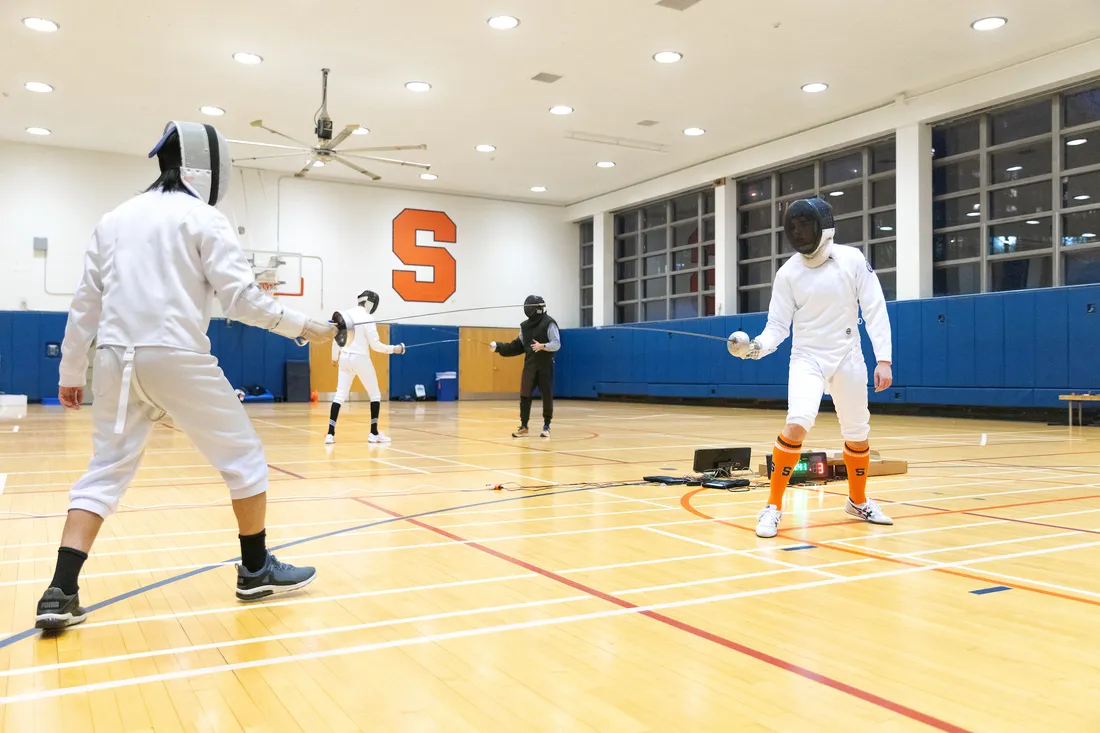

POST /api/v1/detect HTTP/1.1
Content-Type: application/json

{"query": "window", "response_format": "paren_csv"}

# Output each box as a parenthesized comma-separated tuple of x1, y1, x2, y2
(579, 219, 594, 326)
(735, 139, 897, 311)
(931, 80, 1100, 294)
(612, 189, 716, 323)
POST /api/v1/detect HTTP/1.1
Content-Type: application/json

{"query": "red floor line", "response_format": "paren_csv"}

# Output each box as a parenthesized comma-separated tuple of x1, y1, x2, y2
(354, 497, 973, 733)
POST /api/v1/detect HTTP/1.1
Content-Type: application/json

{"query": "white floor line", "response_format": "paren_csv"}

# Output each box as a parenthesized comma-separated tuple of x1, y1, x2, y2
(643, 527, 842, 579)
(947, 566, 1100, 599)
(896, 531, 1083, 558)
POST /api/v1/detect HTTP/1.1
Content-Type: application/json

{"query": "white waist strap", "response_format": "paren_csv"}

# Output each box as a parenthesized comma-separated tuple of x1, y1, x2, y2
(113, 347, 136, 435)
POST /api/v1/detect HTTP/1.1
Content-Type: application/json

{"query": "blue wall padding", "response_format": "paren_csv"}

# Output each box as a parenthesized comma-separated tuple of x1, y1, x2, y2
(388, 324, 459, 399)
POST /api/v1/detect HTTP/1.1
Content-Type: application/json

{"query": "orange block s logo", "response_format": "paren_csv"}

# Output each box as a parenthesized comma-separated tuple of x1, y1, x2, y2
(392, 209, 457, 303)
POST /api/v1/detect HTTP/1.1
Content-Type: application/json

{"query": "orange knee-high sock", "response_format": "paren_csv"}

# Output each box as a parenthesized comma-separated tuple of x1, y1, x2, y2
(844, 442, 871, 505)
(768, 435, 803, 510)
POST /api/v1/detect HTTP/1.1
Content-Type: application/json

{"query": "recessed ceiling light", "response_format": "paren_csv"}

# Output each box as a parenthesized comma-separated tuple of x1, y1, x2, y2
(971, 17, 1007, 31)
(549, 105, 574, 115)
(26, 127, 51, 136)
(683, 127, 705, 136)
(420, 172, 438, 181)
(880, 226, 894, 231)
(352, 127, 370, 135)
(530, 186, 547, 193)
(1083, 232, 1097, 238)
(200, 106, 225, 116)
(487, 15, 520, 30)
(1074, 194, 1092, 200)
(475, 144, 496, 153)
(596, 161, 615, 168)
(828, 191, 845, 197)
(1025, 220, 1041, 225)
(1068, 138, 1088, 146)
(312, 161, 325, 168)
(1006, 165, 1023, 172)
(653, 51, 683, 64)
(966, 212, 980, 217)
(24, 82, 53, 93)
(22, 17, 59, 32)
(233, 52, 263, 65)
(405, 81, 431, 92)
(801, 82, 828, 93)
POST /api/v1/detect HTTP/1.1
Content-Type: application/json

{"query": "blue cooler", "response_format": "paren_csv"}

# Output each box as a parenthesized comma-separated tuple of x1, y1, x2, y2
(436, 371, 458, 401)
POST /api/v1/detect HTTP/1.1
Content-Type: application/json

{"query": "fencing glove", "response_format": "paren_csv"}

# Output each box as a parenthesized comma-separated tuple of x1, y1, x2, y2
(394, 343, 406, 355)
(489, 342, 498, 352)
(727, 331, 762, 360)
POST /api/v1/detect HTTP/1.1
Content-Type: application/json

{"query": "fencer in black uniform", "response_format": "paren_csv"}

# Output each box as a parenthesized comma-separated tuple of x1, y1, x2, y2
(490, 296, 561, 438)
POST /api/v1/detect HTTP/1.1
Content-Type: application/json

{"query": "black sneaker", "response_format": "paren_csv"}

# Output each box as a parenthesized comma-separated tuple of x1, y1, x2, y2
(236, 553, 317, 602)
(35, 587, 87, 630)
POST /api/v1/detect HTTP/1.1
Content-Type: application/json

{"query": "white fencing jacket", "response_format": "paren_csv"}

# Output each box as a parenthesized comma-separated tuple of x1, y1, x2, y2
(332, 306, 398, 360)
(59, 190, 308, 388)
(754, 244, 892, 375)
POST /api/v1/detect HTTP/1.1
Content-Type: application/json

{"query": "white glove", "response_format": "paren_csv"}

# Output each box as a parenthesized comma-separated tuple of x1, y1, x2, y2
(393, 343, 406, 355)
(489, 341, 498, 352)
(727, 331, 762, 360)
(298, 318, 338, 344)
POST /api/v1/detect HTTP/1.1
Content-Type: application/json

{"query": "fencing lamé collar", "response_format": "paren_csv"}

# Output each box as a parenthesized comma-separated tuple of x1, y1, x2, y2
(148, 121, 232, 206)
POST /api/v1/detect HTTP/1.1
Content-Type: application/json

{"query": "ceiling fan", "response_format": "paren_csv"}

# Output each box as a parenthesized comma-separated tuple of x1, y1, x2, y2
(227, 68, 430, 181)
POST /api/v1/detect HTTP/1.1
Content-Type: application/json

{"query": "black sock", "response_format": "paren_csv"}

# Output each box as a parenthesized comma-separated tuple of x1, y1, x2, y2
(239, 530, 268, 573)
(50, 547, 88, 595)
(519, 397, 532, 428)
(328, 403, 341, 435)
(370, 401, 380, 435)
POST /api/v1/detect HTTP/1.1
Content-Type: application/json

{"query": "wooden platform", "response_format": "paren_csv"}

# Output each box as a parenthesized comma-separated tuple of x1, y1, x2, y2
(1, 400, 1099, 732)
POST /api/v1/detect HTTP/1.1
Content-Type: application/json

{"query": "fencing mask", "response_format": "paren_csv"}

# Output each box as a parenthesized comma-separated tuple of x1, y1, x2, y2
(783, 198, 835, 265)
(148, 121, 232, 206)
(523, 295, 546, 320)
(357, 290, 380, 315)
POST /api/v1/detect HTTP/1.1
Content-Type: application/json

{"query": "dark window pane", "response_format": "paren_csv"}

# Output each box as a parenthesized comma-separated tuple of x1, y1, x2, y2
(870, 210, 896, 239)
(644, 254, 667, 276)
(643, 277, 666, 299)
(579, 220, 594, 243)
(989, 99, 1052, 146)
(823, 184, 863, 216)
(642, 203, 667, 227)
(616, 235, 637, 259)
(581, 244, 593, 267)
(615, 212, 638, 234)
(616, 259, 636, 280)
(934, 263, 982, 296)
(582, 268, 593, 287)
(672, 247, 698, 271)
(933, 120, 980, 159)
(581, 308, 592, 327)
(581, 289, 593, 307)
(740, 176, 772, 204)
(871, 241, 897, 270)
(616, 303, 637, 324)
(934, 229, 981, 261)
(876, 271, 897, 301)
(823, 151, 863, 185)
(616, 281, 637, 301)
(934, 194, 981, 228)
(672, 221, 700, 248)
(739, 206, 771, 233)
(672, 272, 699, 295)
(1063, 209, 1100, 247)
(1065, 249, 1100, 286)
(933, 157, 981, 195)
(739, 261, 772, 286)
(778, 256, 792, 268)
(703, 244, 715, 267)
(739, 233, 771, 260)
(1063, 85, 1100, 128)
(643, 229, 667, 253)
(670, 296, 699, 319)
(872, 178, 896, 208)
(834, 216, 863, 245)
(704, 295, 716, 316)
(672, 194, 698, 222)
(989, 218, 1052, 255)
(703, 189, 715, 215)
(1064, 134, 1100, 170)
(991, 255, 1052, 292)
(990, 143, 1053, 184)
(779, 166, 814, 196)
(739, 288, 771, 314)
(702, 216, 715, 242)
(1063, 170, 1100, 208)
(703, 268, 715, 290)
(642, 300, 667, 322)
(989, 182, 1051, 220)
(871, 141, 896, 173)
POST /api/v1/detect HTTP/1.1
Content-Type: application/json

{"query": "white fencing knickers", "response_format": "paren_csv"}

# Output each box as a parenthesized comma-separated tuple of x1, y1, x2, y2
(785, 348, 871, 442)
(334, 353, 381, 403)
(69, 346, 269, 518)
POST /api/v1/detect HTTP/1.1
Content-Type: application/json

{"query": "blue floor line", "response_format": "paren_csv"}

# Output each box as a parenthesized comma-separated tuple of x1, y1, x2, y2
(970, 586, 1012, 595)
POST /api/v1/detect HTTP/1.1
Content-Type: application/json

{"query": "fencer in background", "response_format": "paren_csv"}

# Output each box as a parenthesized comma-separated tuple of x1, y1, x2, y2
(326, 290, 405, 445)
(37, 121, 335, 631)
(490, 295, 560, 438)
(727, 197, 895, 538)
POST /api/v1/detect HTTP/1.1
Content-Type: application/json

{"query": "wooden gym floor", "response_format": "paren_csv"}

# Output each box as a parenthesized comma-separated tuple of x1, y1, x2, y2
(1, 399, 1099, 732)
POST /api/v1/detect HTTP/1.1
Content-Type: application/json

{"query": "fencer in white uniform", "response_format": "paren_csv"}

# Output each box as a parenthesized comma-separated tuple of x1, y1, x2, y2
(326, 290, 405, 444)
(727, 197, 895, 538)
(36, 121, 335, 631)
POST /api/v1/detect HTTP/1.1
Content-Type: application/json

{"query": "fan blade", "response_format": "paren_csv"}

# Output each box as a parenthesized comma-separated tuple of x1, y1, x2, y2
(341, 153, 431, 170)
(339, 144, 427, 153)
(250, 121, 316, 150)
(293, 161, 315, 178)
(323, 124, 361, 151)
(233, 152, 314, 162)
(332, 155, 382, 181)
(227, 139, 309, 152)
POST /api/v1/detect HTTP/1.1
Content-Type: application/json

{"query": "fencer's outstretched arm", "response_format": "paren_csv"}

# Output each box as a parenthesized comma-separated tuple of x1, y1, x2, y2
(495, 336, 525, 357)
(856, 255, 893, 364)
(365, 323, 400, 354)
(752, 271, 795, 358)
(192, 209, 331, 342)
(58, 225, 106, 387)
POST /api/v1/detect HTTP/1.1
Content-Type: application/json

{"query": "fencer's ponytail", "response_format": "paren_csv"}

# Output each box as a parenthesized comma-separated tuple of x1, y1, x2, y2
(145, 168, 195, 197)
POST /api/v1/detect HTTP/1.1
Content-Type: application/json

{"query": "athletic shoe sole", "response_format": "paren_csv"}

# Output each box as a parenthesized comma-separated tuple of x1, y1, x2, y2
(35, 611, 87, 630)
(236, 571, 317, 603)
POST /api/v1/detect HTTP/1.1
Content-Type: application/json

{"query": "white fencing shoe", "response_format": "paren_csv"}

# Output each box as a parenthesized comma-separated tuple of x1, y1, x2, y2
(755, 505, 782, 538)
(845, 498, 893, 525)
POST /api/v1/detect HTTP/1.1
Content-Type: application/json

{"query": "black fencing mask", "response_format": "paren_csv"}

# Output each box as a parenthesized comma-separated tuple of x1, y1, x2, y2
(523, 295, 546, 320)
(357, 290, 380, 315)
(783, 198, 835, 258)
